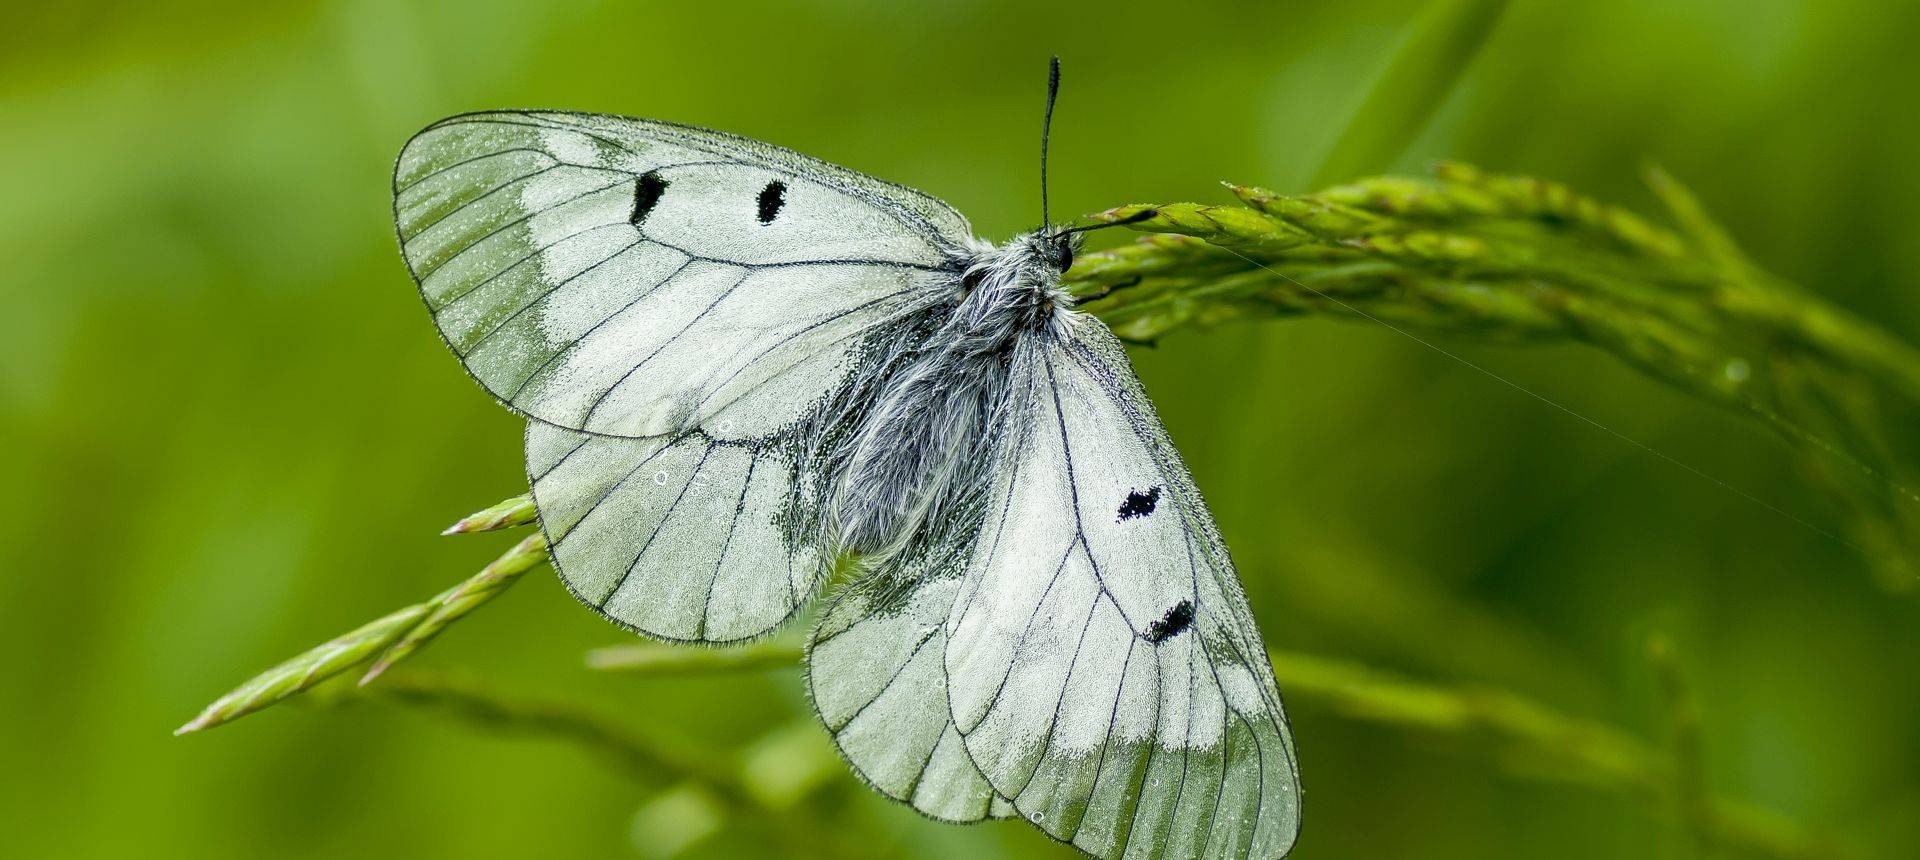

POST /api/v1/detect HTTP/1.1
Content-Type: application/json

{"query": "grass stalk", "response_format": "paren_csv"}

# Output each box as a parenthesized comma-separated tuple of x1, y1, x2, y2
(336, 671, 882, 858)
(1310, 0, 1511, 188)
(176, 503, 548, 734)
(1649, 635, 1715, 857)
(441, 493, 538, 535)
(589, 640, 1844, 860)
(1070, 163, 1920, 587)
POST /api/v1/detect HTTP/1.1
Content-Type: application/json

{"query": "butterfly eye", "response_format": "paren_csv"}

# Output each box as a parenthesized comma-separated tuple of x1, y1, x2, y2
(757, 180, 787, 224)
(1052, 239, 1074, 271)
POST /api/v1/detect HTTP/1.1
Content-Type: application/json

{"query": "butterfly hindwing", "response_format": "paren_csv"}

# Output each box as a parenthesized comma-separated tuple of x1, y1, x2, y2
(395, 110, 968, 440)
(526, 422, 827, 643)
(806, 565, 1015, 823)
(941, 322, 1301, 859)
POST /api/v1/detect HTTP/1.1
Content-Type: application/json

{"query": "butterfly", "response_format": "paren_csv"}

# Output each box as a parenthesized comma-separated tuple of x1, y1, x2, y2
(391, 67, 1300, 859)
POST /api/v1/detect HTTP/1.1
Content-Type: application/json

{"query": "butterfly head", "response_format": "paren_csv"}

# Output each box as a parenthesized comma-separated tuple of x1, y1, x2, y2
(1042, 227, 1083, 274)
(951, 231, 1082, 344)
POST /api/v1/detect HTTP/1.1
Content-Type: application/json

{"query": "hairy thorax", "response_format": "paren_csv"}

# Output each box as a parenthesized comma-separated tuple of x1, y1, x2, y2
(827, 231, 1082, 560)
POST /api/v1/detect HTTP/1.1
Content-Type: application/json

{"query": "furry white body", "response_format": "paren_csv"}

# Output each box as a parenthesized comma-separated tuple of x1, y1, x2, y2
(828, 232, 1082, 562)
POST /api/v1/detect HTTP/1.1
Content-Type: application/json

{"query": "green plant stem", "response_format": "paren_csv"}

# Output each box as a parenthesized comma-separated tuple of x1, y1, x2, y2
(1311, 0, 1511, 188)
(1280, 648, 1842, 858)
(585, 638, 804, 675)
(174, 602, 431, 735)
(184, 497, 1842, 857)
(176, 513, 549, 734)
(338, 671, 884, 860)
(355, 671, 749, 799)
(1649, 635, 1714, 857)
(1070, 163, 1920, 588)
(361, 533, 546, 683)
(589, 641, 1844, 860)
(441, 493, 538, 535)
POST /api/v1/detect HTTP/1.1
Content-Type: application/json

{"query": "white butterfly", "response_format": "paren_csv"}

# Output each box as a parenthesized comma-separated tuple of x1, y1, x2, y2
(394, 98, 1300, 858)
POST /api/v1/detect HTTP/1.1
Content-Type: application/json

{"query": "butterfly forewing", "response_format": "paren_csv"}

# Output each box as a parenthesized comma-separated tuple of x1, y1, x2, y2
(394, 111, 969, 440)
(398, 109, 973, 644)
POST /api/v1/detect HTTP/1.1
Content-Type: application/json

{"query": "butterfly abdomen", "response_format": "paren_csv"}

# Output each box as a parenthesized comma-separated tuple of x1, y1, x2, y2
(827, 332, 1008, 558)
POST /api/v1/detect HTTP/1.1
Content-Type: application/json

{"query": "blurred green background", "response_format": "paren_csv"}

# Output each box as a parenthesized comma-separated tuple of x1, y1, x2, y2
(5, 0, 1919, 857)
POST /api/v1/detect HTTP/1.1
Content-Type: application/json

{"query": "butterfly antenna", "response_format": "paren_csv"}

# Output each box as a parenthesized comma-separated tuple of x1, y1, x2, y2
(1059, 208, 1159, 236)
(1041, 55, 1061, 229)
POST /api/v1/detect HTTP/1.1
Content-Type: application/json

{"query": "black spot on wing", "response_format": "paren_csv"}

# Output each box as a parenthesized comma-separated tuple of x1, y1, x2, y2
(1118, 486, 1161, 521)
(1143, 599, 1194, 643)
(757, 179, 787, 224)
(629, 171, 667, 225)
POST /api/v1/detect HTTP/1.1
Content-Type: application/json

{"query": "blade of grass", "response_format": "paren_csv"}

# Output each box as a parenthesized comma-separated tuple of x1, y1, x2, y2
(344, 671, 888, 859)
(441, 492, 538, 535)
(176, 497, 548, 733)
(585, 638, 803, 675)
(357, 671, 746, 795)
(1073, 162, 1920, 587)
(361, 533, 548, 683)
(1310, 0, 1511, 188)
(1649, 635, 1714, 857)
(587, 640, 1845, 859)
(174, 602, 431, 735)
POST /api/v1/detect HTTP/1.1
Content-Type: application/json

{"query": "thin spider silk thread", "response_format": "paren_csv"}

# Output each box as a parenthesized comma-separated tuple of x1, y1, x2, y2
(1201, 243, 1877, 559)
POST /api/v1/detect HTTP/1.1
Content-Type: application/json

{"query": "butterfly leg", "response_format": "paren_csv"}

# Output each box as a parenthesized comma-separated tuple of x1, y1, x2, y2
(1074, 274, 1142, 304)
